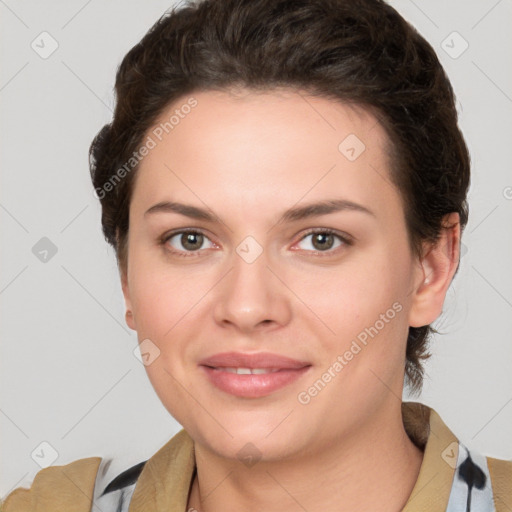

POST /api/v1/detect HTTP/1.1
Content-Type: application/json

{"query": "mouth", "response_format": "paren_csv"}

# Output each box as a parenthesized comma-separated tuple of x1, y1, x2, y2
(209, 367, 281, 374)
(199, 352, 312, 398)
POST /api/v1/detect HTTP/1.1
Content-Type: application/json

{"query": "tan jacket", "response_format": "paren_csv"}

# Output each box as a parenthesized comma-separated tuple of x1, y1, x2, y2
(2, 402, 511, 511)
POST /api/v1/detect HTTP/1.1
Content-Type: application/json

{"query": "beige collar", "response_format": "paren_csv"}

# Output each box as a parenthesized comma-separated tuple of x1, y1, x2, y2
(129, 401, 458, 512)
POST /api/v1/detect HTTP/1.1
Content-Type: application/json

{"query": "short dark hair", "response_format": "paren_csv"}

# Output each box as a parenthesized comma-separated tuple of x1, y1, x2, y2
(89, 0, 471, 393)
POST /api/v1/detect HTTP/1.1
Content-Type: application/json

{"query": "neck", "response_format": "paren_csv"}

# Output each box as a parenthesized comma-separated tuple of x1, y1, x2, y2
(187, 402, 424, 512)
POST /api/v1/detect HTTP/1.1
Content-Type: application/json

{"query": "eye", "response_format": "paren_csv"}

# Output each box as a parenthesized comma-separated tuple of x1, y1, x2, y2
(161, 229, 215, 257)
(293, 229, 352, 255)
(160, 227, 352, 258)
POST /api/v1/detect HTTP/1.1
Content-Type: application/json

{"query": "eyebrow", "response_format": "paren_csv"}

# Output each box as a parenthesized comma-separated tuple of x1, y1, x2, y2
(144, 198, 375, 225)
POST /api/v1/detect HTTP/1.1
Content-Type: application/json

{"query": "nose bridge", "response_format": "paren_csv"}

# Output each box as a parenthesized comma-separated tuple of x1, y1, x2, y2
(213, 236, 290, 330)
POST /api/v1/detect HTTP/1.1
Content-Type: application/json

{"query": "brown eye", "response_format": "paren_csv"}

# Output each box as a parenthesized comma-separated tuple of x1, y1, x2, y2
(163, 230, 215, 255)
(295, 229, 351, 254)
(180, 232, 204, 251)
(311, 232, 335, 251)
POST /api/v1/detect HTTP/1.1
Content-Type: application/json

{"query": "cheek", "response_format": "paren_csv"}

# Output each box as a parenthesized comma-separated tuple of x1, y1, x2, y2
(131, 281, 174, 339)
(294, 251, 411, 376)
(128, 254, 207, 337)
(293, 254, 404, 330)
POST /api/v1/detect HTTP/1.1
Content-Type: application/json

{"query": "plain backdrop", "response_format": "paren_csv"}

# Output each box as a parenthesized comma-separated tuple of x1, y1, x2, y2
(1, 0, 511, 499)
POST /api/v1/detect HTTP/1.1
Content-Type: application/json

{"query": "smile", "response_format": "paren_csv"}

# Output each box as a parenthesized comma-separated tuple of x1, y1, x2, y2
(211, 367, 281, 374)
(201, 364, 311, 398)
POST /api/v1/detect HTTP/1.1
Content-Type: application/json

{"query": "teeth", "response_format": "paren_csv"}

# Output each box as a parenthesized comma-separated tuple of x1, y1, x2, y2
(215, 367, 280, 374)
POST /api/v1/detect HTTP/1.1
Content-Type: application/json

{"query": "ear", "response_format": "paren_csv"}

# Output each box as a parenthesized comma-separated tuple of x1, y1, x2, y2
(116, 228, 136, 331)
(120, 266, 137, 331)
(408, 212, 461, 328)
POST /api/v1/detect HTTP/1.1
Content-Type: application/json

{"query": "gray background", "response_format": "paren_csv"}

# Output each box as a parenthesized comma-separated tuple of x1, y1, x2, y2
(1, 0, 511, 498)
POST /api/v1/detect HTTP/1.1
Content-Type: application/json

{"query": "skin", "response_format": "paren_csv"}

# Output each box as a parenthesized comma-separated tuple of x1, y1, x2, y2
(121, 87, 460, 512)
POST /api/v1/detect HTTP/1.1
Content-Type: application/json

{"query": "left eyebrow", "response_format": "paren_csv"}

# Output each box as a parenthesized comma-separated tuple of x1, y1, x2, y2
(144, 198, 376, 224)
(278, 198, 376, 223)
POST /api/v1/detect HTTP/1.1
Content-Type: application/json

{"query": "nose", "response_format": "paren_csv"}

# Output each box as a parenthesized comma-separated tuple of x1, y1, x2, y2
(212, 245, 292, 334)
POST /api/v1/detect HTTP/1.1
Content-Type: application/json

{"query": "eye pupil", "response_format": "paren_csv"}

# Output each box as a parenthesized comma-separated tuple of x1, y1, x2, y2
(313, 233, 334, 251)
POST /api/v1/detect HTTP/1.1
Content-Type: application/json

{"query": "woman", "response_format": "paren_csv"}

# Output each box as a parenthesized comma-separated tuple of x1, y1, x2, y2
(2, 0, 510, 510)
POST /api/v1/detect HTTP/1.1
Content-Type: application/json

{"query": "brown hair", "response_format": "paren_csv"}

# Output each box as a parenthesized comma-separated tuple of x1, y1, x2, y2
(89, 0, 470, 393)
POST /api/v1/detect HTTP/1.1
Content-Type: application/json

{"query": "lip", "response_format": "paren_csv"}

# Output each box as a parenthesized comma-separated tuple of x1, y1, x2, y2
(199, 351, 312, 398)
(199, 351, 310, 369)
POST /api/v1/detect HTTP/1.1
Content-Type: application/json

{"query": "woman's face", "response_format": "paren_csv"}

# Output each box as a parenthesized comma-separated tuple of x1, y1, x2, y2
(122, 88, 430, 461)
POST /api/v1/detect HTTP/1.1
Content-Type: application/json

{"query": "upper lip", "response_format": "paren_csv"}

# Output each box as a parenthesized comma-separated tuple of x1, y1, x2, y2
(199, 352, 311, 369)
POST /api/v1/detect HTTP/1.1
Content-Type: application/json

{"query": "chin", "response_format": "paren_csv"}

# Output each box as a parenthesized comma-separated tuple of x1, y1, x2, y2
(204, 428, 304, 464)
(182, 408, 308, 461)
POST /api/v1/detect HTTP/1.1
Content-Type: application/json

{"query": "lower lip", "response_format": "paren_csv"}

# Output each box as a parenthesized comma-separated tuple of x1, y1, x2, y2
(200, 366, 311, 398)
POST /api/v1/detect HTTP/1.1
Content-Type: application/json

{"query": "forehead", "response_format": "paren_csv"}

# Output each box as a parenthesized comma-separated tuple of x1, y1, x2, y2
(131, 88, 402, 223)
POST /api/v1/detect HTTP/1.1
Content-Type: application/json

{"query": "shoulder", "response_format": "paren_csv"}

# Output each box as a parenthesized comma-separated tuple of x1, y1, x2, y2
(486, 455, 512, 511)
(402, 402, 512, 511)
(1, 457, 149, 512)
(1, 456, 102, 512)
(1, 430, 191, 512)
(448, 444, 512, 512)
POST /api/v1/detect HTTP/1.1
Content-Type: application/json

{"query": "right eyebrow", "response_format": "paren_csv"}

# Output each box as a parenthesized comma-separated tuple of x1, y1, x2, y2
(145, 201, 218, 221)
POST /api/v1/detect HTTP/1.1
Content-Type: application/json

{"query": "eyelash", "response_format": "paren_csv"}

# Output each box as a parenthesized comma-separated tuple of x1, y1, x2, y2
(159, 227, 353, 258)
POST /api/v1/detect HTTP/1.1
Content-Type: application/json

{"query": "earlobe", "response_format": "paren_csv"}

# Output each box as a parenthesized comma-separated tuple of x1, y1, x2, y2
(408, 213, 461, 328)
(125, 309, 136, 330)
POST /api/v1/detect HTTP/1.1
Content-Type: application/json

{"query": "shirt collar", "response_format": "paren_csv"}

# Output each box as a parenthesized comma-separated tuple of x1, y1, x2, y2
(402, 401, 458, 511)
(128, 401, 458, 512)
